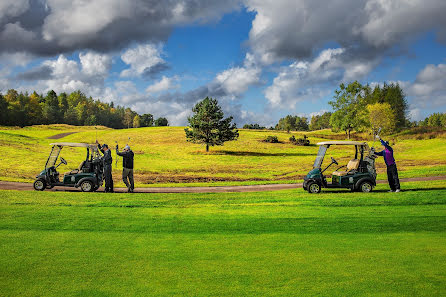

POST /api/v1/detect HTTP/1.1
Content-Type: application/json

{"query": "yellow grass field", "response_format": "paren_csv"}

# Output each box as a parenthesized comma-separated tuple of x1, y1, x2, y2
(0, 125, 445, 187)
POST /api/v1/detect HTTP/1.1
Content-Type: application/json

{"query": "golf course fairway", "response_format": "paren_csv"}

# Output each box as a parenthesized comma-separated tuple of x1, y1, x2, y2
(1, 180, 445, 296)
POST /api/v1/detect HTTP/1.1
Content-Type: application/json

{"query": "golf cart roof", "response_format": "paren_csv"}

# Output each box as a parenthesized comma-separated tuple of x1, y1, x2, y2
(317, 141, 367, 146)
(50, 142, 97, 148)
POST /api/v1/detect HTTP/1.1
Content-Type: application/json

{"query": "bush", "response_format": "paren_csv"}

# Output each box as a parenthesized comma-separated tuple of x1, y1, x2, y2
(263, 136, 280, 143)
(290, 134, 310, 146)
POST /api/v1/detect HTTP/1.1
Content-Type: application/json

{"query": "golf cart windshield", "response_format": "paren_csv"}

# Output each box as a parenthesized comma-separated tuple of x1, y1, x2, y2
(45, 145, 62, 169)
(314, 145, 328, 168)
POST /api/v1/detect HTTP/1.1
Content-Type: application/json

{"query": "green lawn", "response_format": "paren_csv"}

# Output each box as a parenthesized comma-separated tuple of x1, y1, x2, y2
(0, 125, 446, 187)
(1, 181, 446, 296)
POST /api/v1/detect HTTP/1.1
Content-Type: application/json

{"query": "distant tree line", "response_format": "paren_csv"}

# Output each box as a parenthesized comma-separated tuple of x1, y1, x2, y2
(417, 113, 446, 128)
(0, 89, 168, 128)
(271, 81, 413, 137)
(242, 123, 266, 130)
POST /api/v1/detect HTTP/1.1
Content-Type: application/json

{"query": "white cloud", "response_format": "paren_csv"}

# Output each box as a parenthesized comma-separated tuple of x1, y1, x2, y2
(245, 0, 446, 63)
(120, 43, 166, 77)
(264, 48, 373, 109)
(407, 63, 446, 108)
(214, 53, 262, 96)
(146, 76, 178, 94)
(79, 52, 112, 77)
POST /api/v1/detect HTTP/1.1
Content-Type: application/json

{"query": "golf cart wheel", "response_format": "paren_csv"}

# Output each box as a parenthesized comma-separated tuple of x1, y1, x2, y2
(359, 181, 373, 193)
(33, 179, 46, 191)
(80, 180, 94, 192)
(307, 182, 321, 194)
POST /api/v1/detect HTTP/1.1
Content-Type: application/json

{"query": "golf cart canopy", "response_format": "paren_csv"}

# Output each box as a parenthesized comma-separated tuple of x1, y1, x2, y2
(314, 141, 369, 168)
(317, 141, 367, 146)
(50, 142, 98, 149)
(45, 142, 99, 169)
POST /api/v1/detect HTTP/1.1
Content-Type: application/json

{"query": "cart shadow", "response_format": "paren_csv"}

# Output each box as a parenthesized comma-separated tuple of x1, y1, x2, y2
(373, 188, 446, 193)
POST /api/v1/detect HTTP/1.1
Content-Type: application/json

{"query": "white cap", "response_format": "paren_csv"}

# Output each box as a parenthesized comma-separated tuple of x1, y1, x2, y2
(124, 145, 131, 150)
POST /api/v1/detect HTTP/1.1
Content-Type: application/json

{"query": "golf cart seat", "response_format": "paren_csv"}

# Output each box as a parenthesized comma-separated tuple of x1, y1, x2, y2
(65, 161, 85, 176)
(332, 159, 360, 176)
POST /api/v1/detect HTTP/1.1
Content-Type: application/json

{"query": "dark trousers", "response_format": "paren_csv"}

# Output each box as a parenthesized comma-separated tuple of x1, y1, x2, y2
(387, 164, 400, 191)
(122, 168, 134, 190)
(104, 165, 114, 192)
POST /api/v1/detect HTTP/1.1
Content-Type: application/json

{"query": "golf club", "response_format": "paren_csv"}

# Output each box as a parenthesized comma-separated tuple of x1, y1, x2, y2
(115, 141, 118, 167)
(371, 127, 382, 150)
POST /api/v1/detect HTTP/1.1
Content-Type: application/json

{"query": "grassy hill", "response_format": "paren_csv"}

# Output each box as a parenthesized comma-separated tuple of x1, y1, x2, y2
(1, 180, 445, 296)
(1, 125, 445, 187)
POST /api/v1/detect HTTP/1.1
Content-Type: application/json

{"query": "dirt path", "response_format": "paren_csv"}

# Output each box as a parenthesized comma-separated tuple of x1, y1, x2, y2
(0, 175, 445, 193)
(47, 132, 78, 139)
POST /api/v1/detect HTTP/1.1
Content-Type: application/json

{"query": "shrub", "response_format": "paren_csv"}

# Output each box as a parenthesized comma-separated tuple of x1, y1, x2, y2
(290, 134, 310, 146)
(264, 136, 279, 143)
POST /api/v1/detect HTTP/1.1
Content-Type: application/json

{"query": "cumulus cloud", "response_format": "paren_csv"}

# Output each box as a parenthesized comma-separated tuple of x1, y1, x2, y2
(0, 0, 240, 56)
(215, 54, 261, 95)
(146, 76, 179, 94)
(264, 47, 378, 108)
(246, 0, 446, 63)
(407, 63, 446, 108)
(0, 0, 29, 22)
(80, 52, 112, 77)
(120, 43, 167, 78)
(13, 52, 112, 97)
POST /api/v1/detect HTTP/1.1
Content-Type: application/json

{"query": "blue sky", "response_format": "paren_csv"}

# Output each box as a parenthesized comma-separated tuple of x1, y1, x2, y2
(1, 0, 445, 126)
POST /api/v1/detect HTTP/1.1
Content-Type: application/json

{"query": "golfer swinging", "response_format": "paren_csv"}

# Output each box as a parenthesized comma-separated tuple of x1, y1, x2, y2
(116, 144, 135, 193)
(97, 141, 114, 193)
(375, 138, 401, 192)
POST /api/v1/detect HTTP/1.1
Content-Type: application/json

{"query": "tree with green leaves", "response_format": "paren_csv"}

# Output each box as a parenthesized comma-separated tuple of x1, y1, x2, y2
(140, 114, 154, 127)
(133, 115, 141, 128)
(368, 83, 408, 129)
(43, 90, 61, 124)
(276, 115, 309, 132)
(185, 97, 239, 152)
(155, 117, 169, 126)
(329, 81, 369, 139)
(309, 112, 332, 130)
(367, 103, 396, 135)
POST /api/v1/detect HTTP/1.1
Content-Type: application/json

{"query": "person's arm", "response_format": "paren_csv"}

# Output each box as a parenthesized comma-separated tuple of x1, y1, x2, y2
(380, 139, 393, 151)
(97, 143, 105, 154)
(116, 150, 126, 157)
(374, 150, 384, 156)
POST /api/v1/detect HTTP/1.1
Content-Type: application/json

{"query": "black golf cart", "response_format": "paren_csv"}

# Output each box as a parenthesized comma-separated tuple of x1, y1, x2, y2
(303, 141, 377, 193)
(33, 142, 104, 192)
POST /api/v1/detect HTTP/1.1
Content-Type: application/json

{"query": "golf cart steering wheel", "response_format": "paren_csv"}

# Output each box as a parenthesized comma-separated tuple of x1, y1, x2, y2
(60, 157, 67, 165)
(331, 157, 338, 165)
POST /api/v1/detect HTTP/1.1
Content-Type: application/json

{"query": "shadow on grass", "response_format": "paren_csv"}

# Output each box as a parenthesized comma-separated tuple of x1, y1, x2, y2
(317, 187, 446, 194)
(197, 150, 314, 157)
(373, 188, 446, 193)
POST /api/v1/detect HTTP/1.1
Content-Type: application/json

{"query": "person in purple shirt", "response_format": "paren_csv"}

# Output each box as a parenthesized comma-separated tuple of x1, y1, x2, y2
(375, 138, 401, 192)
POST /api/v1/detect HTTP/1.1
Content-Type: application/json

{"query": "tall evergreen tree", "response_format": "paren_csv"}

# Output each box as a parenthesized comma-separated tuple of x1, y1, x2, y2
(185, 97, 239, 152)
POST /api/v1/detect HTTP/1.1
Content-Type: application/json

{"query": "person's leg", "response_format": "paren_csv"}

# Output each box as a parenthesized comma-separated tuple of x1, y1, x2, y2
(122, 168, 130, 189)
(104, 166, 111, 192)
(128, 169, 134, 191)
(110, 170, 114, 192)
(387, 166, 395, 191)
(392, 165, 401, 190)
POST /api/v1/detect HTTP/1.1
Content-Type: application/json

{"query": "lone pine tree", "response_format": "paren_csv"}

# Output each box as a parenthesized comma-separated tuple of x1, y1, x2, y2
(185, 97, 239, 152)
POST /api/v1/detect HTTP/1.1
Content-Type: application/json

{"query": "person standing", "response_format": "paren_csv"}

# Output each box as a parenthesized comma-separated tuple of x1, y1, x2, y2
(97, 141, 114, 193)
(375, 138, 401, 192)
(116, 144, 135, 193)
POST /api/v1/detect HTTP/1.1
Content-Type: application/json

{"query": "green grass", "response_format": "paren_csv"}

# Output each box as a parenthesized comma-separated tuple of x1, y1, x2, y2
(1, 181, 446, 296)
(0, 125, 445, 187)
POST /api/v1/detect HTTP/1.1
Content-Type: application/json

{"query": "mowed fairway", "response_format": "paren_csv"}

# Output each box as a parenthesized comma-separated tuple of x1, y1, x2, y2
(1, 125, 446, 187)
(1, 181, 446, 296)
